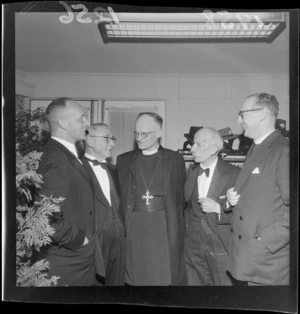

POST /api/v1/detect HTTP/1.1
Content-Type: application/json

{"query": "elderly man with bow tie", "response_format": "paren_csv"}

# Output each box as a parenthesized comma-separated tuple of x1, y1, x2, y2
(184, 127, 240, 286)
(81, 123, 125, 286)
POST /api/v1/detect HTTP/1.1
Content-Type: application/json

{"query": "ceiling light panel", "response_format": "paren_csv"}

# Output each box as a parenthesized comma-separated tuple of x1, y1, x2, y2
(98, 12, 286, 43)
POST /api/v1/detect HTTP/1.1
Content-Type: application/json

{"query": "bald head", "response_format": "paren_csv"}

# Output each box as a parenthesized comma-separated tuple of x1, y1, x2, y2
(46, 97, 73, 131)
(46, 97, 89, 143)
(198, 127, 224, 151)
(87, 123, 109, 135)
(191, 127, 224, 165)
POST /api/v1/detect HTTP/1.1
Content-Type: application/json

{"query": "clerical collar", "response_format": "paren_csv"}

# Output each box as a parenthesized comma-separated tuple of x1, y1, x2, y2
(254, 129, 276, 145)
(142, 146, 159, 155)
(200, 156, 218, 172)
(51, 136, 78, 159)
(84, 152, 106, 163)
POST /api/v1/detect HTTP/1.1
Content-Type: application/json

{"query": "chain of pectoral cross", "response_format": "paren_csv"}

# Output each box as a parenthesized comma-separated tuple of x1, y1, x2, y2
(139, 154, 161, 206)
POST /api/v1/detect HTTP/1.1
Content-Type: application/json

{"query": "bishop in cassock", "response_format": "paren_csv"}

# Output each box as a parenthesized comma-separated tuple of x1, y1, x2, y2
(117, 112, 187, 286)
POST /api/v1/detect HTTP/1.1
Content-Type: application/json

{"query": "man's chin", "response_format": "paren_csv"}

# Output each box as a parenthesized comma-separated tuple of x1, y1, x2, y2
(80, 132, 87, 140)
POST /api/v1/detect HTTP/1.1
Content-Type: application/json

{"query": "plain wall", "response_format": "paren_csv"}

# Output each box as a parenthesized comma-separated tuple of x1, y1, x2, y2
(22, 73, 289, 151)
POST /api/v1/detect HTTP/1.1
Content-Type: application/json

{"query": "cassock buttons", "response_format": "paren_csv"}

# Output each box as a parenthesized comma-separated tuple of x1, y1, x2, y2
(240, 216, 243, 220)
(238, 235, 242, 239)
(89, 211, 93, 216)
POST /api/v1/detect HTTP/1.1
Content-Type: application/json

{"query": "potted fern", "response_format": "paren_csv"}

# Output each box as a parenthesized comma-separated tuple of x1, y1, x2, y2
(16, 107, 62, 286)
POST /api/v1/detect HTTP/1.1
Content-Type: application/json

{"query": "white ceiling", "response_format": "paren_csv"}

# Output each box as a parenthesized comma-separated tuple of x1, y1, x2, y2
(15, 12, 289, 75)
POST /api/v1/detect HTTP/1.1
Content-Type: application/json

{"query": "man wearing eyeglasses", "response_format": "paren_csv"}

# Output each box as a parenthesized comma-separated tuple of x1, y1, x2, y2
(116, 112, 187, 286)
(227, 93, 289, 285)
(81, 123, 125, 286)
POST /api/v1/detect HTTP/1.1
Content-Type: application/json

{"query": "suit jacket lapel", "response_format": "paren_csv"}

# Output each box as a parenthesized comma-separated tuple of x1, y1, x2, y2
(50, 139, 92, 186)
(207, 158, 229, 201)
(106, 168, 121, 212)
(128, 150, 139, 179)
(184, 164, 199, 202)
(234, 130, 280, 193)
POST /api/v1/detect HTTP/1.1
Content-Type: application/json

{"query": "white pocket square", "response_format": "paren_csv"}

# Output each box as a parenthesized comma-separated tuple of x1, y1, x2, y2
(252, 167, 260, 174)
(219, 195, 226, 199)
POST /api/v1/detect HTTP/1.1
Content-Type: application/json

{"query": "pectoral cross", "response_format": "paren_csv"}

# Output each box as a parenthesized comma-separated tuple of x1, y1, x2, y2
(142, 190, 153, 205)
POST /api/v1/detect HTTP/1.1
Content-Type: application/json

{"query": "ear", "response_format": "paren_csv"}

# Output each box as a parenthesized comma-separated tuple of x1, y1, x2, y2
(156, 128, 162, 139)
(58, 118, 68, 130)
(211, 144, 218, 156)
(260, 108, 268, 121)
(85, 135, 93, 148)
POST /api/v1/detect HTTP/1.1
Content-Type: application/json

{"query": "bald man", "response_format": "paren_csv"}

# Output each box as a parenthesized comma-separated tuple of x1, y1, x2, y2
(36, 97, 97, 286)
(184, 127, 240, 285)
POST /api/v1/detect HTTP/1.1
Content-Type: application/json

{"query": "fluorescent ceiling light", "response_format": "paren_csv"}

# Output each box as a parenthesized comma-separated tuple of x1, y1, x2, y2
(98, 12, 286, 43)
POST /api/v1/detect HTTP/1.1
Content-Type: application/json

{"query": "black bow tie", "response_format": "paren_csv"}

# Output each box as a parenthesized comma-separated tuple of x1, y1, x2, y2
(198, 166, 210, 178)
(86, 157, 107, 169)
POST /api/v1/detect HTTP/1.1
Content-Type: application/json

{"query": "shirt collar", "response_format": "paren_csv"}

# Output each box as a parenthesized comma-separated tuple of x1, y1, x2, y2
(51, 136, 78, 158)
(200, 156, 218, 173)
(142, 145, 159, 155)
(254, 129, 276, 144)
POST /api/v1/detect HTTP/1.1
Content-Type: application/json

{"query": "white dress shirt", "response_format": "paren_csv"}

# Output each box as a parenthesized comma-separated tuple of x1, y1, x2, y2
(85, 153, 111, 206)
(198, 157, 220, 219)
(51, 136, 82, 164)
(197, 157, 218, 198)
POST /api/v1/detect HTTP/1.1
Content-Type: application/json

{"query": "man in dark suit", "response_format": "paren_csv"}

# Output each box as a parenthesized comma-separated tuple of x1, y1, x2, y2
(184, 127, 240, 285)
(227, 93, 289, 285)
(116, 112, 186, 286)
(81, 123, 125, 286)
(37, 97, 97, 286)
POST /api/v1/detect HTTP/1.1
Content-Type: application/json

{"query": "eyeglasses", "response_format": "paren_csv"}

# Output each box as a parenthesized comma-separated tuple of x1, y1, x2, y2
(89, 135, 117, 143)
(238, 107, 264, 119)
(133, 129, 161, 139)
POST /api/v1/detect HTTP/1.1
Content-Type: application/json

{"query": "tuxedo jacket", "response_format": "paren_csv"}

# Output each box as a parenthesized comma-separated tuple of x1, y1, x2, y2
(184, 157, 240, 252)
(81, 156, 125, 277)
(116, 146, 187, 285)
(228, 130, 290, 285)
(36, 138, 96, 286)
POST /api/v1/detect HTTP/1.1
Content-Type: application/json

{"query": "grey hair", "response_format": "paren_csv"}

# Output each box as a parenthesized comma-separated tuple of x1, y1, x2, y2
(137, 112, 163, 128)
(87, 123, 109, 134)
(245, 93, 279, 118)
(202, 127, 224, 153)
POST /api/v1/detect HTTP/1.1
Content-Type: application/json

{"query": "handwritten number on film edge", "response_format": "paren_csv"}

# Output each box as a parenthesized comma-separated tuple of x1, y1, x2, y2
(59, 1, 119, 24)
(59, 2, 266, 29)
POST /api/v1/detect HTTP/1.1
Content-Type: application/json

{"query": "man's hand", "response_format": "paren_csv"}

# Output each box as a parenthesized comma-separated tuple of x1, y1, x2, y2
(226, 187, 240, 206)
(198, 197, 220, 215)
